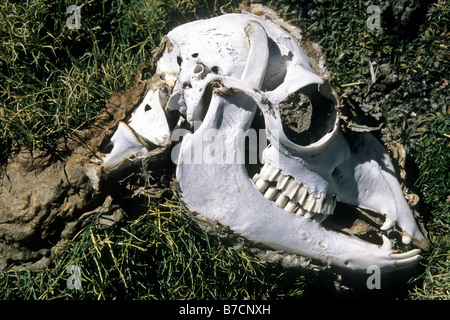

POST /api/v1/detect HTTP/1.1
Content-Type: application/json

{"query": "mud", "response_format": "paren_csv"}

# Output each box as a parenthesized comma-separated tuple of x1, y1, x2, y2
(0, 63, 152, 270)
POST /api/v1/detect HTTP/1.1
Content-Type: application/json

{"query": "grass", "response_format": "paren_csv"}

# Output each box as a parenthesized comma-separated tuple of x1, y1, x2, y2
(0, 0, 239, 163)
(409, 114, 450, 299)
(0, 196, 306, 300)
(0, 0, 449, 300)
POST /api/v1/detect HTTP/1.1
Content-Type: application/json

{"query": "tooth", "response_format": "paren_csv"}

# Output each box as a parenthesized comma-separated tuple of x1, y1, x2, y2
(268, 167, 281, 181)
(269, 167, 281, 181)
(264, 186, 279, 201)
(258, 163, 271, 180)
(164, 74, 177, 87)
(303, 193, 316, 212)
(292, 185, 308, 204)
(282, 179, 299, 199)
(259, 163, 280, 181)
(393, 253, 422, 268)
(275, 194, 289, 208)
(295, 207, 305, 216)
(322, 198, 334, 216)
(393, 254, 422, 268)
(381, 235, 393, 251)
(252, 173, 260, 183)
(312, 193, 324, 213)
(276, 175, 291, 190)
(390, 249, 421, 260)
(284, 201, 297, 213)
(313, 214, 327, 223)
(304, 211, 316, 219)
(402, 234, 412, 245)
(258, 163, 273, 180)
(381, 216, 395, 231)
(255, 179, 269, 193)
(321, 201, 330, 215)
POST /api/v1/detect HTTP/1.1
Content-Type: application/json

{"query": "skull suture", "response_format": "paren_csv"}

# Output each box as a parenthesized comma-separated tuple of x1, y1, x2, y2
(98, 9, 428, 272)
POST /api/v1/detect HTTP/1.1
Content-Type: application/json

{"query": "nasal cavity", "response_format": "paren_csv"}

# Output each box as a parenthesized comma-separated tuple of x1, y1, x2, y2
(194, 64, 204, 74)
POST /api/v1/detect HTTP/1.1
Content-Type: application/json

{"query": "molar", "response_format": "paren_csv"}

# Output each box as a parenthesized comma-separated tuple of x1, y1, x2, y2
(295, 207, 305, 216)
(275, 193, 289, 208)
(302, 192, 316, 212)
(293, 185, 309, 204)
(304, 211, 316, 219)
(252, 173, 270, 193)
(251, 164, 337, 221)
(276, 175, 291, 190)
(284, 201, 298, 213)
(312, 192, 325, 213)
(282, 179, 300, 199)
(259, 163, 280, 181)
(321, 197, 336, 216)
(264, 186, 279, 201)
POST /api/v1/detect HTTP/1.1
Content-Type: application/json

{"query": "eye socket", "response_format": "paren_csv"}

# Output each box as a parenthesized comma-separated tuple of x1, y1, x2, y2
(279, 84, 336, 146)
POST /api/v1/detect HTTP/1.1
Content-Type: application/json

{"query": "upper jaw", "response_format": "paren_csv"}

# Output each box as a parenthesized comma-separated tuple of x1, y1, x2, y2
(326, 132, 429, 251)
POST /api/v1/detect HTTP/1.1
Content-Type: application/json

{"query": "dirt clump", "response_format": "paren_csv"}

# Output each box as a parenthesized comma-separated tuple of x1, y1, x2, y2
(0, 63, 151, 271)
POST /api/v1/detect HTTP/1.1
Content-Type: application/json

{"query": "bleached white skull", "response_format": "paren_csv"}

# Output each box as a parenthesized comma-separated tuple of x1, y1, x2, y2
(98, 10, 428, 272)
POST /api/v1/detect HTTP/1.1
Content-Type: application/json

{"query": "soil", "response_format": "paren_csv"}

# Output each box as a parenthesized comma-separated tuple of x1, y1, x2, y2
(279, 92, 314, 143)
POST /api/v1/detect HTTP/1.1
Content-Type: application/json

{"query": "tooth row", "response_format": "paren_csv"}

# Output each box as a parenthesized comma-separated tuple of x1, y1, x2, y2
(252, 163, 337, 222)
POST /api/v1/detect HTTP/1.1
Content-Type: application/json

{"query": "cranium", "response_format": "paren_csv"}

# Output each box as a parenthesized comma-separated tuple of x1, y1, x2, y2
(98, 8, 428, 273)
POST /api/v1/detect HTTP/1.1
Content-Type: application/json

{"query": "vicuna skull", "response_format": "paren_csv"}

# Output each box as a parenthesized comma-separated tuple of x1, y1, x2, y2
(97, 10, 428, 272)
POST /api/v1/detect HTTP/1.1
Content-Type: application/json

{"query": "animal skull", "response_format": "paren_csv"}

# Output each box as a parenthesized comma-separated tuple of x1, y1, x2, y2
(98, 10, 428, 272)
